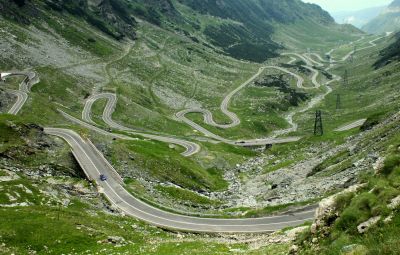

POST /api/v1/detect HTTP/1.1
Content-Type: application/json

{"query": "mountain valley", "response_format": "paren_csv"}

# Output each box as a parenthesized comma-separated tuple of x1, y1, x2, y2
(1, 0, 400, 254)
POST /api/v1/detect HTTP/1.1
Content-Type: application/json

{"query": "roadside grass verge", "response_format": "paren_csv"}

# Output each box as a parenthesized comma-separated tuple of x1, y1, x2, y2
(155, 185, 222, 206)
(105, 138, 228, 192)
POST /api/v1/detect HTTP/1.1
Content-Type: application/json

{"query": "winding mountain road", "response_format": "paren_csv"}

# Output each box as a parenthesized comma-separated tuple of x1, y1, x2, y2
(70, 99, 201, 157)
(45, 128, 315, 233)
(2, 34, 387, 234)
(175, 65, 310, 146)
(1, 71, 39, 115)
(312, 35, 386, 64)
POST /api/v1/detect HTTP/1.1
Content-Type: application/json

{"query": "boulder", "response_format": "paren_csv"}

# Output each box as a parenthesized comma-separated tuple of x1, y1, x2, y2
(388, 195, 400, 210)
(98, 236, 127, 246)
(312, 184, 366, 234)
(357, 216, 381, 234)
(383, 213, 394, 224)
(288, 244, 299, 254)
(373, 157, 385, 174)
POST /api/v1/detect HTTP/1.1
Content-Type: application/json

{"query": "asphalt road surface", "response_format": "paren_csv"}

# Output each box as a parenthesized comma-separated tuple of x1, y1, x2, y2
(2, 36, 387, 234)
(45, 128, 316, 233)
(1, 71, 39, 115)
(61, 109, 200, 157)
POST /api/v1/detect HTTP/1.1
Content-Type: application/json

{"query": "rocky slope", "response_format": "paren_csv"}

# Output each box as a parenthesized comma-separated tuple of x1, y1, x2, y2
(374, 32, 400, 67)
(175, 0, 362, 61)
(1, 0, 362, 62)
(1, 0, 137, 40)
(1, 1, 399, 254)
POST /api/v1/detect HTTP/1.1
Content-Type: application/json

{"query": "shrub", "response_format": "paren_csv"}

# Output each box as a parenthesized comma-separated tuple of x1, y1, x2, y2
(335, 209, 359, 232)
(371, 204, 390, 217)
(335, 192, 354, 212)
(382, 155, 400, 176)
(355, 193, 377, 212)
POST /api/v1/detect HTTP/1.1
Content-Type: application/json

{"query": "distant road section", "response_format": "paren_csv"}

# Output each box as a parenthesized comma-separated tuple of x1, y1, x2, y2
(62, 108, 200, 157)
(1, 71, 39, 115)
(176, 65, 305, 147)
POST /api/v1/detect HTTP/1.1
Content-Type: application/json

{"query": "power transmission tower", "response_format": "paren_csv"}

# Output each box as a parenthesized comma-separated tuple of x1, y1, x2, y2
(326, 54, 331, 62)
(350, 46, 357, 62)
(314, 110, 323, 136)
(343, 70, 349, 86)
(336, 94, 341, 110)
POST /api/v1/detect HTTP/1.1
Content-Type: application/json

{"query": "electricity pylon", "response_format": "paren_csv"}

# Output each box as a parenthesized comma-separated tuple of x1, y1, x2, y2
(314, 110, 323, 136)
(343, 70, 349, 86)
(336, 94, 341, 110)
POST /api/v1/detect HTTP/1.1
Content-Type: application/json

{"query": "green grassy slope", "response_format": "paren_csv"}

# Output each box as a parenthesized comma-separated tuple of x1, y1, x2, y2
(175, 0, 363, 61)
(0, 117, 286, 254)
(1, 1, 400, 254)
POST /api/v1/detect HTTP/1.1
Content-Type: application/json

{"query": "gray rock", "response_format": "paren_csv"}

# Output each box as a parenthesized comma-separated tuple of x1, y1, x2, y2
(103, 236, 126, 245)
(388, 195, 400, 210)
(357, 216, 381, 234)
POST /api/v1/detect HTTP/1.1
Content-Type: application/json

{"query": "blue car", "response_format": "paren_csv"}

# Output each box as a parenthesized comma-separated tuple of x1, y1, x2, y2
(100, 174, 107, 181)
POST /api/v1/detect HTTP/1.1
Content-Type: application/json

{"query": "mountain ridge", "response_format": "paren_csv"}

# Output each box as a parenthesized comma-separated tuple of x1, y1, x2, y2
(363, 0, 400, 34)
(1, 0, 361, 62)
(332, 6, 385, 28)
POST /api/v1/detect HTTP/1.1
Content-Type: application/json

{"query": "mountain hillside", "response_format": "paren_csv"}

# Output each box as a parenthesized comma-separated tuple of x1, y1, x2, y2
(1, 0, 362, 62)
(175, 0, 362, 61)
(1, 0, 138, 40)
(363, 0, 400, 34)
(3, 0, 400, 254)
(374, 31, 400, 67)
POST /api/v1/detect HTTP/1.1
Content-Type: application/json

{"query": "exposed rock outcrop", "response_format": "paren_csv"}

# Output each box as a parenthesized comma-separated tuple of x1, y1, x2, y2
(310, 184, 366, 235)
(357, 216, 381, 234)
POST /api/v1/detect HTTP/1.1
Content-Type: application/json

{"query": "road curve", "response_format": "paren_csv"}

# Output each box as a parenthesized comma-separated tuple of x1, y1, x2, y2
(177, 34, 385, 140)
(266, 66, 306, 89)
(175, 65, 304, 146)
(307, 53, 327, 63)
(287, 56, 297, 64)
(282, 53, 312, 66)
(326, 36, 385, 63)
(280, 35, 387, 134)
(81, 93, 200, 157)
(45, 128, 315, 233)
(7, 90, 28, 115)
(196, 66, 267, 129)
(302, 65, 321, 88)
(176, 65, 306, 129)
(1, 71, 39, 115)
(302, 53, 324, 67)
(281, 53, 323, 89)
